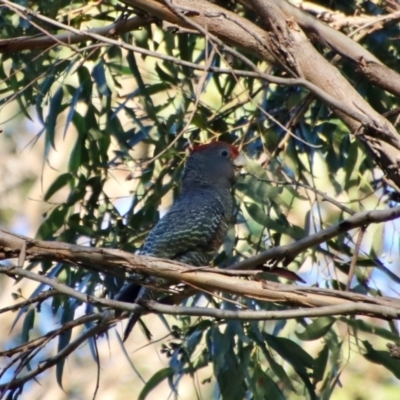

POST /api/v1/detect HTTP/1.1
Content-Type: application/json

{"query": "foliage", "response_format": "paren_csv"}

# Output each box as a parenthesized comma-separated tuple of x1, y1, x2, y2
(1, 0, 400, 399)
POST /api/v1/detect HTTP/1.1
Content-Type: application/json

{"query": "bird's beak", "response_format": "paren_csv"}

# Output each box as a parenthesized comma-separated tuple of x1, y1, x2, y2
(233, 152, 247, 168)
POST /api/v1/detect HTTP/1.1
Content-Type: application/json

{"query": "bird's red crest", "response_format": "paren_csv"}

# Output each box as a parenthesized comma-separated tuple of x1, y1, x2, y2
(190, 142, 239, 158)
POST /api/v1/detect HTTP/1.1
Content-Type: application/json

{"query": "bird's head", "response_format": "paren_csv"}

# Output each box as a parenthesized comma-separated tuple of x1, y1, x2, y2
(183, 141, 247, 189)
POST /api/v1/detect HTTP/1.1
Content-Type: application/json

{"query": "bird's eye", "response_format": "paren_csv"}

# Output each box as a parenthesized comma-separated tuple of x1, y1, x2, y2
(221, 150, 229, 157)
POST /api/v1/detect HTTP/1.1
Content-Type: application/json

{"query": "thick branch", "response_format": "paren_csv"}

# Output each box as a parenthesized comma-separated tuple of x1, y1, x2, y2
(2, 202, 400, 313)
(275, 0, 400, 98)
(1, 292, 397, 390)
(249, 0, 400, 189)
(241, 0, 400, 97)
(2, 0, 400, 187)
(124, 0, 400, 189)
(1, 205, 399, 389)
(0, 1, 377, 129)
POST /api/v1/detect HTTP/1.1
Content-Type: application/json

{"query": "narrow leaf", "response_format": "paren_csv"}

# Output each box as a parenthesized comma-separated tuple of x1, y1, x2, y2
(138, 368, 174, 400)
(21, 309, 35, 343)
(363, 340, 400, 379)
(44, 173, 73, 201)
(45, 87, 64, 150)
(63, 86, 82, 139)
(296, 317, 336, 341)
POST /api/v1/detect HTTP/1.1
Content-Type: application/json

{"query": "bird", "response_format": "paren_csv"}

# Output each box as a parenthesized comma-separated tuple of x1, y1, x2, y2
(115, 141, 247, 341)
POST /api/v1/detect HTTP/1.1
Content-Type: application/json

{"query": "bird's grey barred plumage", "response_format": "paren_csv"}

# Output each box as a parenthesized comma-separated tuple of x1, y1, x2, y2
(115, 141, 247, 341)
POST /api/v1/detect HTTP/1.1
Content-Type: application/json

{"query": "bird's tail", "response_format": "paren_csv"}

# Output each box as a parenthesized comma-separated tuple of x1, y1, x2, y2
(115, 280, 164, 341)
(115, 282, 142, 308)
(120, 286, 153, 341)
(123, 313, 141, 342)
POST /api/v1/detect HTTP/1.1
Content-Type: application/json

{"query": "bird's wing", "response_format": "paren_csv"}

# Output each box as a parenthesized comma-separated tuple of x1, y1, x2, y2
(141, 192, 227, 263)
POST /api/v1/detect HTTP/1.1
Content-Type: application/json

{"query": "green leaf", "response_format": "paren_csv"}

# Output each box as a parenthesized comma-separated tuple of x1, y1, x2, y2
(343, 318, 400, 342)
(126, 51, 160, 130)
(44, 173, 73, 201)
(36, 205, 69, 239)
(155, 63, 176, 85)
(236, 175, 282, 204)
(36, 72, 56, 124)
(92, 61, 110, 96)
(63, 86, 82, 139)
(56, 301, 75, 389)
(313, 344, 329, 385)
(246, 159, 269, 180)
(8, 71, 32, 121)
(264, 333, 316, 399)
(66, 180, 86, 205)
(344, 142, 361, 189)
(145, 82, 170, 97)
(68, 131, 85, 173)
(138, 368, 174, 400)
(244, 202, 304, 239)
(252, 363, 285, 400)
(210, 326, 246, 400)
(363, 340, 400, 379)
(184, 321, 209, 355)
(77, 66, 93, 101)
(21, 309, 35, 343)
(251, 328, 296, 393)
(296, 317, 336, 341)
(264, 333, 314, 370)
(45, 86, 64, 150)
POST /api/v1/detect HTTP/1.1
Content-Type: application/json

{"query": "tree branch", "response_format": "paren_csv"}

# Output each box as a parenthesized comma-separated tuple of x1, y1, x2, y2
(231, 205, 400, 270)
(1, 200, 400, 390)
(1, 0, 371, 130)
(0, 289, 57, 315)
(0, 315, 116, 391)
(274, 0, 400, 98)
(144, 300, 400, 320)
(2, 204, 400, 313)
(0, 12, 154, 52)
(124, 0, 400, 190)
(3, 0, 400, 189)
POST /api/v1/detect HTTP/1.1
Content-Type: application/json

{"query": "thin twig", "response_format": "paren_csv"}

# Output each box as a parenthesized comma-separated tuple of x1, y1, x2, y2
(0, 290, 58, 315)
(345, 226, 366, 291)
